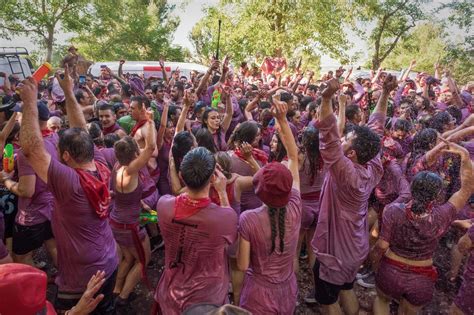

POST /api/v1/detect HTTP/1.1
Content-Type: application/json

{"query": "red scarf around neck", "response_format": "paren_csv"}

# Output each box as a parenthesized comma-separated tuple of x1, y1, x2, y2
(234, 147, 268, 165)
(41, 129, 54, 138)
(75, 162, 111, 219)
(130, 119, 148, 137)
(174, 193, 211, 220)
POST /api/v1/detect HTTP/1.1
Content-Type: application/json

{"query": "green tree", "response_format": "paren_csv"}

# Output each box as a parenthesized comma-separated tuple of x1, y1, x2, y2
(73, 0, 187, 62)
(190, 0, 351, 68)
(354, 0, 427, 69)
(382, 22, 445, 72)
(0, 0, 91, 62)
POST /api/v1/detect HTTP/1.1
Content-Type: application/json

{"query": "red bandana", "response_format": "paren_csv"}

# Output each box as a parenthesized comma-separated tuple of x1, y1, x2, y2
(130, 120, 148, 137)
(75, 162, 111, 219)
(41, 129, 54, 138)
(174, 194, 211, 220)
(234, 148, 268, 165)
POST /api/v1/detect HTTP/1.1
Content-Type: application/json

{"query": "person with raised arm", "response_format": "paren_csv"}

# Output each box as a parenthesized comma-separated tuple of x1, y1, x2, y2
(237, 95, 301, 314)
(18, 67, 118, 314)
(311, 75, 397, 315)
(110, 110, 156, 310)
(0, 102, 59, 268)
(152, 148, 237, 314)
(0, 112, 18, 265)
(372, 141, 473, 315)
(129, 95, 162, 182)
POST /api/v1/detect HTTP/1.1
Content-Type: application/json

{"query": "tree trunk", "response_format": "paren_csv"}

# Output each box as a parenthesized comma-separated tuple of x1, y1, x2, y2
(372, 57, 380, 70)
(45, 28, 54, 63)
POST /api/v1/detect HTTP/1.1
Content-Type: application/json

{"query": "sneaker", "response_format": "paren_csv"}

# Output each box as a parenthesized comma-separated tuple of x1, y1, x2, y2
(357, 273, 376, 289)
(356, 266, 372, 280)
(304, 289, 318, 304)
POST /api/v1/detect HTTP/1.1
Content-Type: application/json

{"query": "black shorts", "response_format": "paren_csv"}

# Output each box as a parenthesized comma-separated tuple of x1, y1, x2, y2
(12, 221, 54, 255)
(54, 269, 117, 315)
(313, 260, 355, 305)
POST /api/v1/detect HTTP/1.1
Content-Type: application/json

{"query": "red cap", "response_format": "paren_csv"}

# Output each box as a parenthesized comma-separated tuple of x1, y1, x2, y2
(253, 162, 292, 207)
(0, 263, 54, 315)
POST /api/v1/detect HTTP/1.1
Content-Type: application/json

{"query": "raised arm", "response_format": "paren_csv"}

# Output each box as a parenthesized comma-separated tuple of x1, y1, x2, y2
(400, 60, 416, 82)
(373, 74, 398, 117)
(127, 116, 156, 175)
(0, 112, 17, 150)
(176, 91, 192, 134)
(445, 142, 474, 211)
(337, 94, 347, 137)
(221, 86, 234, 132)
(56, 65, 87, 129)
(445, 72, 464, 107)
(118, 60, 125, 79)
(156, 101, 170, 150)
(159, 58, 169, 85)
(319, 78, 339, 120)
(196, 59, 219, 97)
(244, 93, 262, 121)
(18, 78, 51, 184)
(272, 95, 300, 191)
(443, 114, 474, 139)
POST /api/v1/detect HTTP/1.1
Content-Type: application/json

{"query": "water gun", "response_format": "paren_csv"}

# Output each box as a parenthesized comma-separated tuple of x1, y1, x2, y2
(32, 62, 53, 83)
(211, 88, 221, 109)
(3, 144, 14, 173)
(140, 209, 158, 225)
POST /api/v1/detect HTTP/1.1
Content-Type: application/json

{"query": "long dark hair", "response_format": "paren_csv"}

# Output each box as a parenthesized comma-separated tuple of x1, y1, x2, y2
(268, 207, 286, 254)
(269, 133, 287, 162)
(301, 127, 321, 185)
(202, 108, 223, 150)
(194, 128, 217, 154)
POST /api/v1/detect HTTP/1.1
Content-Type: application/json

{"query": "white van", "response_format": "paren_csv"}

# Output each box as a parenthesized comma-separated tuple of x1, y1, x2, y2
(88, 61, 208, 80)
(0, 47, 34, 86)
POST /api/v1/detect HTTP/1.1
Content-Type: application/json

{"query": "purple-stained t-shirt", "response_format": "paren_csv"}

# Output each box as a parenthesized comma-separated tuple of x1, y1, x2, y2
(311, 113, 384, 285)
(456, 224, 474, 311)
(375, 160, 411, 206)
(239, 189, 301, 283)
(47, 158, 118, 293)
(154, 195, 238, 314)
(213, 130, 228, 152)
(15, 134, 59, 226)
(229, 152, 262, 211)
(299, 161, 325, 229)
(140, 166, 159, 209)
(100, 147, 116, 170)
(238, 189, 301, 314)
(394, 136, 413, 158)
(380, 201, 457, 260)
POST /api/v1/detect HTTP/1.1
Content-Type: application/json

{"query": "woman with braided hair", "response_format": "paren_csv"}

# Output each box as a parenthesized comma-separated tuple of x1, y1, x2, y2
(371, 141, 473, 315)
(237, 96, 301, 314)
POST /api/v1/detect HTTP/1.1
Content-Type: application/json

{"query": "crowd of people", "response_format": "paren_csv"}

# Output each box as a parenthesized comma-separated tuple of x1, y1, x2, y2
(0, 53, 473, 315)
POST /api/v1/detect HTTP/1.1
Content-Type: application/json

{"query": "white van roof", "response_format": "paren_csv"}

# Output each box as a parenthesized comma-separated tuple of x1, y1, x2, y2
(88, 61, 208, 79)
